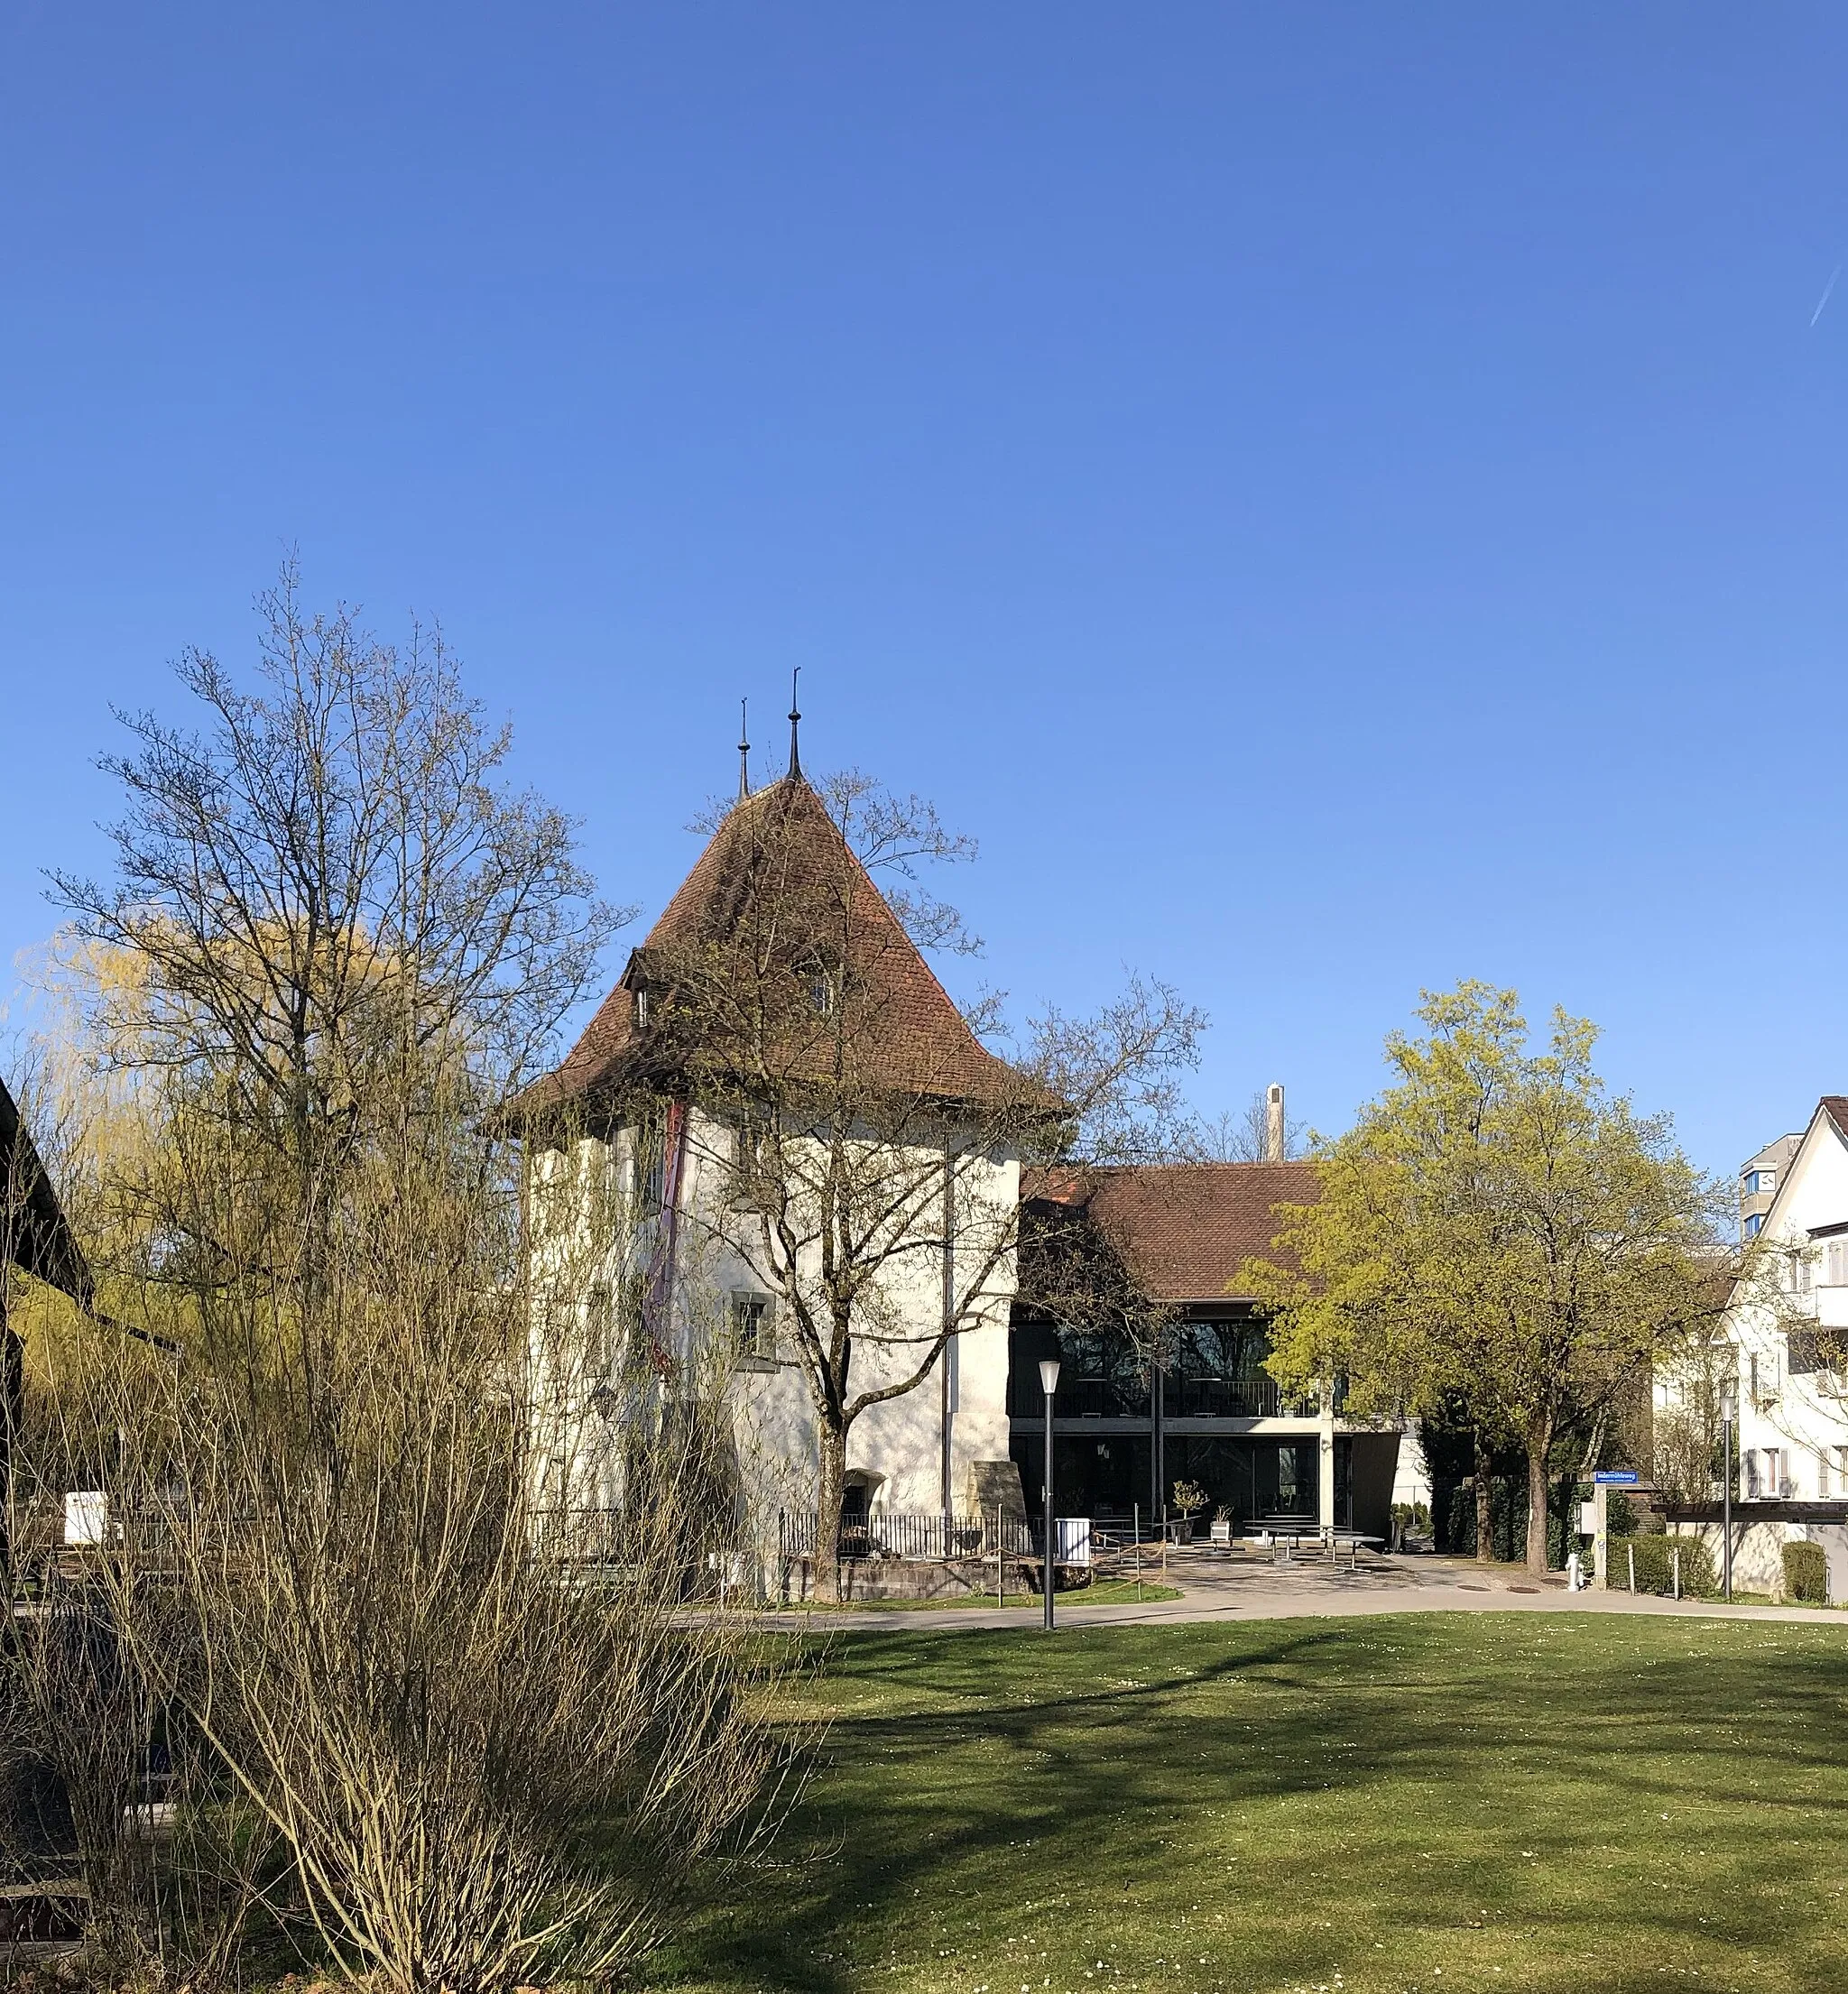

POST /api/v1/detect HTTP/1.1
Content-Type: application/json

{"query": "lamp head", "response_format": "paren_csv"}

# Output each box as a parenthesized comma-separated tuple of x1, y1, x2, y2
(1039, 1358, 1062, 1397)
(1720, 1388, 1736, 1425)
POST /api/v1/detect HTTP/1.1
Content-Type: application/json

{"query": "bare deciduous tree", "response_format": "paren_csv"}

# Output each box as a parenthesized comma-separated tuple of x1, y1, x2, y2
(1180, 1089, 1306, 1163)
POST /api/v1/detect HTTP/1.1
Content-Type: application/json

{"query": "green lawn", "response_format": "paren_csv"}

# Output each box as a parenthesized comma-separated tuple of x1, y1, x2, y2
(654, 1612, 1848, 1994)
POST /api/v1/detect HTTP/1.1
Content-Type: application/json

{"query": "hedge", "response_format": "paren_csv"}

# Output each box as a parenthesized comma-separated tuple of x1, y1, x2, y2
(1435, 1476, 1578, 1567)
(1782, 1540, 1829, 1604)
(1609, 1535, 1715, 1597)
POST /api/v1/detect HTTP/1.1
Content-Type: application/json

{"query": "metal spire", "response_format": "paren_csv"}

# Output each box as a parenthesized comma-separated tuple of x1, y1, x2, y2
(788, 667, 802, 780)
(737, 698, 750, 804)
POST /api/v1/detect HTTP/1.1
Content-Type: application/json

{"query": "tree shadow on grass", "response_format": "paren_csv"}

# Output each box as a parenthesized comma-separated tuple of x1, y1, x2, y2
(661, 1612, 1848, 1993)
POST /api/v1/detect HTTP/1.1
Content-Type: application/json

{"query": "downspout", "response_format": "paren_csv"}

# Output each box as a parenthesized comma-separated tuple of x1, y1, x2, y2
(940, 1147, 956, 1516)
(642, 1099, 690, 1384)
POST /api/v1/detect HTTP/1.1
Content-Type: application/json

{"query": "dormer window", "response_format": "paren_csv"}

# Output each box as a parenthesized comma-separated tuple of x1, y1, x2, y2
(633, 985, 652, 1028)
(796, 956, 837, 1016)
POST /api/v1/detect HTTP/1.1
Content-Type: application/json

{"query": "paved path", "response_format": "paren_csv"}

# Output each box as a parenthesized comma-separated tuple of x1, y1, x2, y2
(769, 1552, 1848, 1634)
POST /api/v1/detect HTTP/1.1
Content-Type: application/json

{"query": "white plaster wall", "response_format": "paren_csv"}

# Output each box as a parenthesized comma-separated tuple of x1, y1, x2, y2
(1669, 1519, 1848, 1602)
(676, 1105, 1020, 1517)
(529, 1104, 1021, 1530)
(1389, 1419, 1433, 1509)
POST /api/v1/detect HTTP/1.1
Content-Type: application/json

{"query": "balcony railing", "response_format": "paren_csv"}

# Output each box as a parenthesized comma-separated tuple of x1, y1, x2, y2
(1164, 1374, 1287, 1417)
(1012, 1374, 1336, 1418)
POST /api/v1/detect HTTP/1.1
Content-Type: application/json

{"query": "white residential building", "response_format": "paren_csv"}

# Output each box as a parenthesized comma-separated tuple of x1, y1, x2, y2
(1739, 1131, 1801, 1242)
(1725, 1100, 1848, 1505)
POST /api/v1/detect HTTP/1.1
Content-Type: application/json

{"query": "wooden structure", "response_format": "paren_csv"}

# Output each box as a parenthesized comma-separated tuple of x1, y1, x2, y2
(0, 1075, 91, 1500)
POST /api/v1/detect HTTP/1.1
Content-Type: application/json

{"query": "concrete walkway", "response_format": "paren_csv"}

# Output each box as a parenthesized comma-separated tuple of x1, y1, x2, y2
(768, 1550, 1848, 1634)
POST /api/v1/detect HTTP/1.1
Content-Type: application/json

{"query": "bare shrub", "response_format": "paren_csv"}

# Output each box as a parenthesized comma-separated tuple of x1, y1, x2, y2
(0, 572, 793, 1992)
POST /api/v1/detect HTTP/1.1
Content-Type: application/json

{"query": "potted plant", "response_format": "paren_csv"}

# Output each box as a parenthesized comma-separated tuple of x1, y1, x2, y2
(1171, 1480, 1207, 1545)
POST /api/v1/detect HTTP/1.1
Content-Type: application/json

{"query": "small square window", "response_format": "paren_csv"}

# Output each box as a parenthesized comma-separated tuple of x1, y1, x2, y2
(585, 1281, 613, 1375)
(730, 1291, 777, 1364)
(637, 1124, 668, 1216)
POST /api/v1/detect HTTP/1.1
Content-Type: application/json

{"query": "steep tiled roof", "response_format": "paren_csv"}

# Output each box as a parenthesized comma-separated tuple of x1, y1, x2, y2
(1820, 1097, 1848, 1142)
(506, 775, 1020, 1123)
(1025, 1160, 1318, 1303)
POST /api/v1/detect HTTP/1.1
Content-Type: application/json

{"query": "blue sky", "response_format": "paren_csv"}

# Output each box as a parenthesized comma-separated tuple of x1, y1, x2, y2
(2, 5, 1843, 1176)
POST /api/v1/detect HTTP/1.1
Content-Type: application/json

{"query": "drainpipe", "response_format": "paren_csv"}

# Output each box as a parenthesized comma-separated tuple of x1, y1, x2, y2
(940, 1148, 956, 1517)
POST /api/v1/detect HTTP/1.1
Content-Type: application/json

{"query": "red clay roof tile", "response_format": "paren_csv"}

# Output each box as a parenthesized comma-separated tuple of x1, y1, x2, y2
(1024, 1160, 1319, 1302)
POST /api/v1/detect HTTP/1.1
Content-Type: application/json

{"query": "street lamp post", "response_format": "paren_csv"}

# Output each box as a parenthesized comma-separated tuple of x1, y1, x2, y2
(1040, 1358, 1061, 1631)
(1720, 1386, 1735, 1603)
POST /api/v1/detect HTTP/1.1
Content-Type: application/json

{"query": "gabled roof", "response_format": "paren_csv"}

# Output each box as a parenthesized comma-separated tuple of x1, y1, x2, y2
(1728, 1096, 1848, 1281)
(1024, 1160, 1318, 1304)
(0, 1075, 91, 1305)
(506, 774, 1020, 1125)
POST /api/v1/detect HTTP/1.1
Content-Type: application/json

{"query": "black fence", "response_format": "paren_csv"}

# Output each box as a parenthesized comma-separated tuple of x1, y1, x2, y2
(779, 1510, 1038, 1562)
(1432, 1476, 1578, 1567)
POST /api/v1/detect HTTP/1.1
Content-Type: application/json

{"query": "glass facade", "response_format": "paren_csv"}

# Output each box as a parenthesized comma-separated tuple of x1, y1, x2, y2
(1012, 1432, 1154, 1520)
(1167, 1318, 1284, 1417)
(1011, 1429, 1354, 1528)
(1005, 1319, 1150, 1419)
(1005, 1316, 1351, 1528)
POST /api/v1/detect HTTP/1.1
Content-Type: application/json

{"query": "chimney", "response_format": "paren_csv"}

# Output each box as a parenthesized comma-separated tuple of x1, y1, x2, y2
(1263, 1084, 1285, 1163)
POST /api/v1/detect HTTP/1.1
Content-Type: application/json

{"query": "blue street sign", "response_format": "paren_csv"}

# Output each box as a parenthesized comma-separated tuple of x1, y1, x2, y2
(1594, 1470, 1640, 1485)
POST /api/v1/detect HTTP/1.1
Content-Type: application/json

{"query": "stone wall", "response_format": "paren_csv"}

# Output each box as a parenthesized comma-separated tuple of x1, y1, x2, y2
(782, 1556, 1052, 1602)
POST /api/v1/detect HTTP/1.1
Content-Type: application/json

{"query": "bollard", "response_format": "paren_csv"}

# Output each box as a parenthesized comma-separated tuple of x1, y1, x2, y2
(1628, 1543, 1636, 1594)
(1673, 1545, 1681, 1601)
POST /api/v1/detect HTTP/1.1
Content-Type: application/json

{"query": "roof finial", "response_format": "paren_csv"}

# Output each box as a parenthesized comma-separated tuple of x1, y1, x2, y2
(788, 666, 802, 780)
(737, 697, 751, 804)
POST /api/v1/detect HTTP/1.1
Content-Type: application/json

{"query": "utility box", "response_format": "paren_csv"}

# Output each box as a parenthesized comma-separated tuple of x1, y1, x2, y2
(1054, 1517, 1092, 1567)
(64, 1491, 108, 1546)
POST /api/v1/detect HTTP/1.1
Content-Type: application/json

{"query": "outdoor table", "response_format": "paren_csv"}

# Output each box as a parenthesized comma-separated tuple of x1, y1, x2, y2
(1250, 1524, 1385, 1568)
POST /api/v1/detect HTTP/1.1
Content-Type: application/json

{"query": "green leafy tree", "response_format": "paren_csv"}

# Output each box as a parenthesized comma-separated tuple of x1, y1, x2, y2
(1241, 983, 1727, 1574)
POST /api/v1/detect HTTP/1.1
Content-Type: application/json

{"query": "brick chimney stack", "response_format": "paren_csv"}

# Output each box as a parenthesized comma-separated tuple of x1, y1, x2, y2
(1263, 1083, 1285, 1163)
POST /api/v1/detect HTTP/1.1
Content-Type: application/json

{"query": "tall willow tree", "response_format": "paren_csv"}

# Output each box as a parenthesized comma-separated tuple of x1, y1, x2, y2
(1242, 983, 1728, 1574)
(19, 571, 791, 1993)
